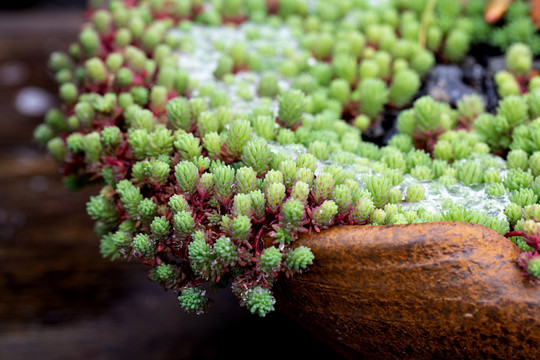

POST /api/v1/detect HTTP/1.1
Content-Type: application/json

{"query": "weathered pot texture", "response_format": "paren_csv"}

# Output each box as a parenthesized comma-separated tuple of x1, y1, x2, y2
(271, 222, 540, 360)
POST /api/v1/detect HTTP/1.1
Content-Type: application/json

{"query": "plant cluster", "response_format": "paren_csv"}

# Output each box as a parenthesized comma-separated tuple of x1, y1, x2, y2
(478, 0, 540, 55)
(395, 54, 540, 161)
(494, 41, 538, 98)
(171, 0, 489, 133)
(35, 0, 540, 316)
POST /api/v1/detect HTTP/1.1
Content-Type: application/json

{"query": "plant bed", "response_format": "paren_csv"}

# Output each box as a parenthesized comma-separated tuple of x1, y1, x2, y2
(32, 0, 540, 358)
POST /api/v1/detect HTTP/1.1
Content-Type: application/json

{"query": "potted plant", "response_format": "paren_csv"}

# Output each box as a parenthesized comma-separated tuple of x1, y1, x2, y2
(33, 0, 539, 358)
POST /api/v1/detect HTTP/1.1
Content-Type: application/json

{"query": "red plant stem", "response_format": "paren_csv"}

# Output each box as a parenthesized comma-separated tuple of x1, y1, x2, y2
(253, 216, 276, 256)
(505, 231, 525, 238)
(253, 222, 267, 256)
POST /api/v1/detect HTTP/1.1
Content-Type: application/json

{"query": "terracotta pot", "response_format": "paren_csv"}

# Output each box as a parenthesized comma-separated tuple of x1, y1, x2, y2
(271, 222, 540, 360)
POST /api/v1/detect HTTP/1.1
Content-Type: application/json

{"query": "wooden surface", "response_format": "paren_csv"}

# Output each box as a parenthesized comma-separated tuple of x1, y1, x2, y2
(0, 6, 341, 360)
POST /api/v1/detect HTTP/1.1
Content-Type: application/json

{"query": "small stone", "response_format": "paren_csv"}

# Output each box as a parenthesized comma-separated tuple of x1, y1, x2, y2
(423, 65, 477, 106)
(461, 56, 486, 89)
(486, 56, 506, 75)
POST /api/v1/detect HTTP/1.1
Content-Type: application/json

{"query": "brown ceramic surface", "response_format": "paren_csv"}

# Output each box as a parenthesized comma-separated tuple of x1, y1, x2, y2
(271, 222, 540, 360)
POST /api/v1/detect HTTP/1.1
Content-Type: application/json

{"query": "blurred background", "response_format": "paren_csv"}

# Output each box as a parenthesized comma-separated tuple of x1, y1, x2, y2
(0, 2, 342, 359)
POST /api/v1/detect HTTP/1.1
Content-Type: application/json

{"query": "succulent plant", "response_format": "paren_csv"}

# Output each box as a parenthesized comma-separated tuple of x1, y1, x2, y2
(494, 42, 537, 98)
(35, 0, 540, 319)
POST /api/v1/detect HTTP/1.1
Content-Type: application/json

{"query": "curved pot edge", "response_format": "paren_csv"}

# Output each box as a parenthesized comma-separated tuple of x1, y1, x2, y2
(270, 221, 540, 360)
